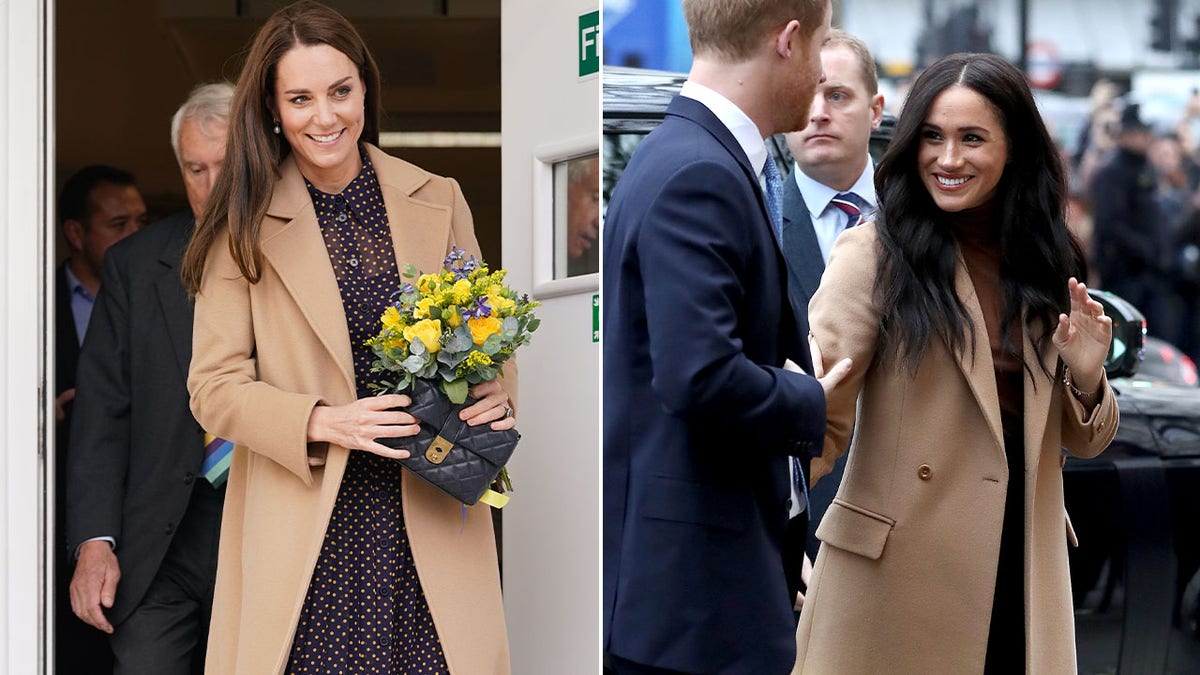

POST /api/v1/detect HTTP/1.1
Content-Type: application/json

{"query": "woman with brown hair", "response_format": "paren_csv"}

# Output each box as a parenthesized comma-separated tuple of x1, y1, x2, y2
(793, 52, 1118, 673)
(181, 2, 514, 672)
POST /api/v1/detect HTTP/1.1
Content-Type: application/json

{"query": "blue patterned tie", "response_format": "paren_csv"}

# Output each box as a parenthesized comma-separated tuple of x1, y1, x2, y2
(792, 456, 808, 515)
(763, 157, 784, 241)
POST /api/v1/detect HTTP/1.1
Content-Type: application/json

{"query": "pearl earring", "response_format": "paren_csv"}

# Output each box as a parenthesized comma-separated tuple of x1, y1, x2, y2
(273, 121, 281, 135)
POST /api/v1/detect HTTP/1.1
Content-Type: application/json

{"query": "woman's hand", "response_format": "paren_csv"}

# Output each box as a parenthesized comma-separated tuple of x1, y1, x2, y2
(459, 379, 517, 431)
(306, 394, 420, 458)
(1053, 277, 1112, 394)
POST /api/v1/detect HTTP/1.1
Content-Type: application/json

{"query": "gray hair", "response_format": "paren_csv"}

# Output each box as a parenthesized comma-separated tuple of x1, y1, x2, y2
(170, 82, 234, 164)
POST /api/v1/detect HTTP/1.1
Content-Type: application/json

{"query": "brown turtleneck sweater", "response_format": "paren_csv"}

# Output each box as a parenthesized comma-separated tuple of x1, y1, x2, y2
(947, 202, 1024, 443)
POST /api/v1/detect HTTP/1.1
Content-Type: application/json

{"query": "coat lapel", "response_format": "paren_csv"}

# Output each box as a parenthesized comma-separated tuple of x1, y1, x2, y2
(154, 214, 197, 381)
(259, 156, 357, 396)
(952, 252, 1006, 456)
(365, 145, 451, 276)
(781, 174, 826, 305)
(1021, 324, 1055, 474)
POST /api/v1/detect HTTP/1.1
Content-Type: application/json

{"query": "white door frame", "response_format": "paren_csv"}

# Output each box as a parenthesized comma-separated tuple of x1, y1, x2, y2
(0, 0, 51, 671)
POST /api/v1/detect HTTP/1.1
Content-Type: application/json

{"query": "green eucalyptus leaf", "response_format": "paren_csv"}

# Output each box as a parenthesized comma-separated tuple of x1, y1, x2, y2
(443, 378, 469, 404)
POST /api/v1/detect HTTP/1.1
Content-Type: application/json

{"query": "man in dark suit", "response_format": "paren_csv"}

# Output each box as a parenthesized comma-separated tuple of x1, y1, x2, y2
(778, 30, 883, 589)
(602, 1, 848, 672)
(54, 164, 146, 675)
(66, 82, 232, 675)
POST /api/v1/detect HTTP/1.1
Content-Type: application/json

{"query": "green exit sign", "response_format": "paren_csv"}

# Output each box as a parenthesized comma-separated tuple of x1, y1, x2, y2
(579, 10, 599, 77)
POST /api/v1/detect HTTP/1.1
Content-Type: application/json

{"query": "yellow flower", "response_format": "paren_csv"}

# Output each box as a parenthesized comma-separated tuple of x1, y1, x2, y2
(384, 334, 407, 351)
(403, 319, 442, 353)
(441, 271, 455, 283)
(381, 305, 402, 330)
(467, 316, 502, 345)
(418, 274, 441, 294)
(445, 306, 462, 328)
(466, 351, 493, 367)
(452, 279, 473, 304)
(414, 297, 437, 320)
(487, 292, 514, 314)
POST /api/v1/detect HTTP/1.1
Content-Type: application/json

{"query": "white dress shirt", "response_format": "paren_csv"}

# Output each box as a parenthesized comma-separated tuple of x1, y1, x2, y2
(679, 81, 773, 184)
(794, 157, 877, 264)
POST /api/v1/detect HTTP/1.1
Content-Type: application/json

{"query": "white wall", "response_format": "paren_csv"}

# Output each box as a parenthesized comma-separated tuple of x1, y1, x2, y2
(0, 0, 48, 671)
(500, 0, 600, 672)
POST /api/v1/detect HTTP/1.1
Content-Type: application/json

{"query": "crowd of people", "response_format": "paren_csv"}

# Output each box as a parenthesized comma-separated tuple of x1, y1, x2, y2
(1071, 82, 1200, 363)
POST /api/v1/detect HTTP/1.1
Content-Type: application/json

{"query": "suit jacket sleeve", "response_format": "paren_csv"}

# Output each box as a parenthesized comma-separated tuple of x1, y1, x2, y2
(65, 248, 133, 552)
(807, 224, 883, 482)
(638, 159, 825, 452)
(188, 234, 323, 486)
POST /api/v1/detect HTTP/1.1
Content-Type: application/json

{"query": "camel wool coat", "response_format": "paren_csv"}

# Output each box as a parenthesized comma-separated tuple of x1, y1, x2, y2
(189, 145, 513, 674)
(793, 224, 1118, 674)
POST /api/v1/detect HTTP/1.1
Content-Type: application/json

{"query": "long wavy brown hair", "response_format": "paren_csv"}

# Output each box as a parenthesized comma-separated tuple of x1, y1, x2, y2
(180, 0, 382, 295)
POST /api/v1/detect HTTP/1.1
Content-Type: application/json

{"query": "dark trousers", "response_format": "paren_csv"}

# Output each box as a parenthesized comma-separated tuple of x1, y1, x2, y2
(984, 434, 1025, 674)
(110, 481, 223, 675)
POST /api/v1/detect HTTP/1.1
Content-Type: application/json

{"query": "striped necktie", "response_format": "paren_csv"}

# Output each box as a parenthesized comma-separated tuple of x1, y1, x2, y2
(202, 433, 233, 487)
(830, 192, 869, 228)
(763, 157, 784, 241)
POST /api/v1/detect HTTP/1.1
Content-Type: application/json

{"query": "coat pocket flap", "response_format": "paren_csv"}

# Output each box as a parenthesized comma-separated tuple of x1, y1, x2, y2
(815, 498, 896, 560)
(639, 475, 750, 532)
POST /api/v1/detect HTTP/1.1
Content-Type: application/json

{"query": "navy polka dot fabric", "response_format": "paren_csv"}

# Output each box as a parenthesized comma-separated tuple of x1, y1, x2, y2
(287, 146, 449, 674)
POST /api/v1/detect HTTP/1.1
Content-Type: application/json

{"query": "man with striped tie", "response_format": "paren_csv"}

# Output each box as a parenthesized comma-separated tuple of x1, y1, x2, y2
(779, 30, 884, 602)
(65, 83, 232, 675)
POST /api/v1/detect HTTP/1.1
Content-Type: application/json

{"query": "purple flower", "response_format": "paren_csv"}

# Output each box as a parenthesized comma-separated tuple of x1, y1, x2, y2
(460, 296, 492, 319)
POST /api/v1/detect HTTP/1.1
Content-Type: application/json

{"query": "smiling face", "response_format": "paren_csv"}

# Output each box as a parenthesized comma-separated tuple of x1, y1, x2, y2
(788, 43, 883, 190)
(272, 43, 365, 192)
(917, 85, 1009, 213)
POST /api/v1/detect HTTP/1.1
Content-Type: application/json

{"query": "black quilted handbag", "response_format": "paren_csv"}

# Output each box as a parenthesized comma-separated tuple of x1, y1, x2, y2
(377, 378, 519, 505)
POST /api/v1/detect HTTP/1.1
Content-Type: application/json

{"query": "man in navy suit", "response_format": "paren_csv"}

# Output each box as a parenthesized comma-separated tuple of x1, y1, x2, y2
(602, 1, 848, 672)
(779, 30, 884, 584)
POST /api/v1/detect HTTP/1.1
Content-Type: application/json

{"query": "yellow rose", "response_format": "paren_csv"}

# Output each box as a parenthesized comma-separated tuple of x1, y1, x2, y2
(487, 292, 515, 314)
(452, 279, 473, 304)
(381, 305, 402, 330)
(467, 316, 502, 346)
(403, 319, 442, 353)
(414, 297, 437, 319)
(445, 306, 462, 328)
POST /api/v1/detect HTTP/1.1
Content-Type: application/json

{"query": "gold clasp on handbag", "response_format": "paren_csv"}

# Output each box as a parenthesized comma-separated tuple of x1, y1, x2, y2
(425, 435, 454, 464)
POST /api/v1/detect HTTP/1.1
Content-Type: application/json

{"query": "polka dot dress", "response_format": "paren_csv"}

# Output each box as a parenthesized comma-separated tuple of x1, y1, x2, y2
(287, 146, 449, 674)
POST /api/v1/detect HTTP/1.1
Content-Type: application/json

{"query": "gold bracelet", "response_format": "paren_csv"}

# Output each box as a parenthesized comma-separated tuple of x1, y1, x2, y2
(1062, 367, 1100, 403)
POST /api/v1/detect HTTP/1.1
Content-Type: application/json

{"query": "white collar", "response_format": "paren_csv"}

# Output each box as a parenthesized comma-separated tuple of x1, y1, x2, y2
(680, 80, 769, 177)
(794, 155, 877, 220)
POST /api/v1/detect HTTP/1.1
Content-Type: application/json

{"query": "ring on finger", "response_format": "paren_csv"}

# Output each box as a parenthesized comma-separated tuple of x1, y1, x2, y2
(502, 405, 513, 419)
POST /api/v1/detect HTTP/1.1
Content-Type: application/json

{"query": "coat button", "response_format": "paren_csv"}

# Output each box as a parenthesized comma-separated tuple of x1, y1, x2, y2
(165, 521, 175, 535)
(918, 464, 933, 480)
(183, 471, 195, 485)
(378, 635, 392, 647)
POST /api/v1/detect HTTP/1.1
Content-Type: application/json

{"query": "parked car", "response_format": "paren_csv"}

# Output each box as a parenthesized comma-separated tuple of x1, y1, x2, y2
(603, 66, 1200, 673)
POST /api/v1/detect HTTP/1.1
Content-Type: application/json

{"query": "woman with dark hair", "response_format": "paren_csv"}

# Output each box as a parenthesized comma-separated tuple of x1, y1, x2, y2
(181, 2, 515, 672)
(791, 53, 1118, 673)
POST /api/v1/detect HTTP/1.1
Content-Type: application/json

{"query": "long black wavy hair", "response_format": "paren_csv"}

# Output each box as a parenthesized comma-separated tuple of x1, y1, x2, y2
(873, 52, 1087, 377)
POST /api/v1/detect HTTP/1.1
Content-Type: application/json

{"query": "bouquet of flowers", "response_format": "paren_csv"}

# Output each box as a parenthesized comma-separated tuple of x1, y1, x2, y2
(367, 247, 540, 506)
